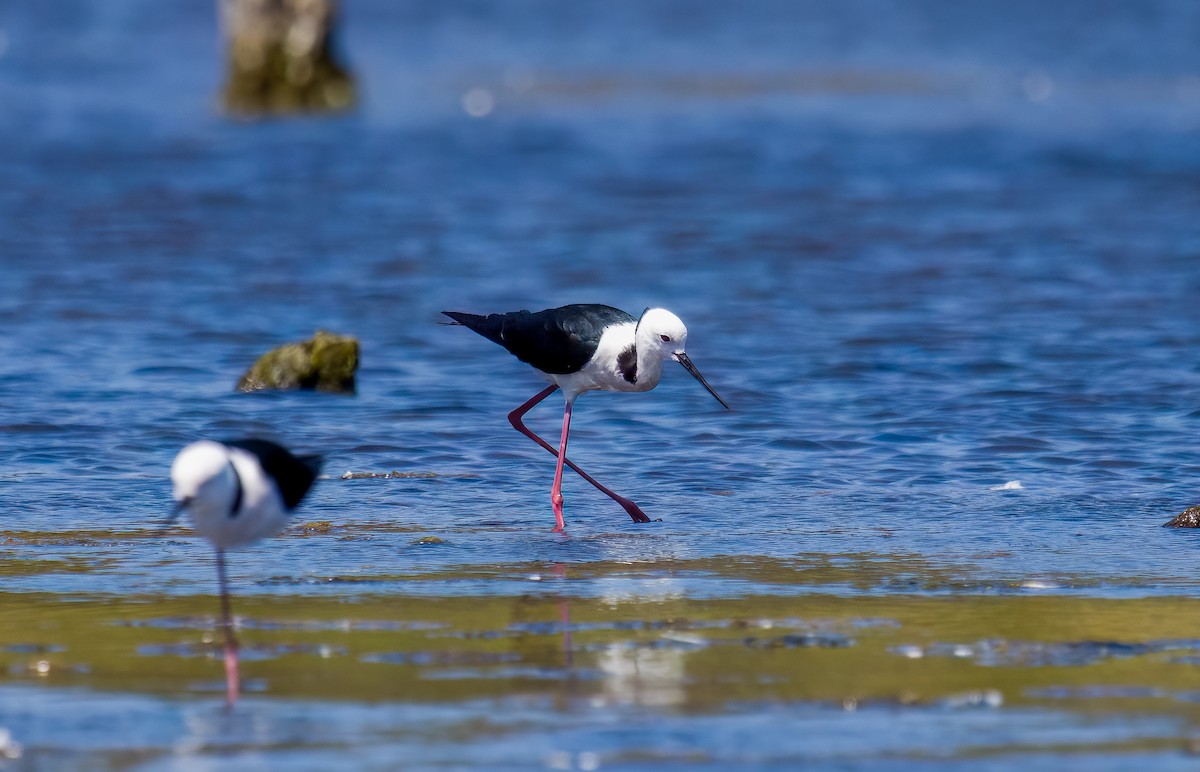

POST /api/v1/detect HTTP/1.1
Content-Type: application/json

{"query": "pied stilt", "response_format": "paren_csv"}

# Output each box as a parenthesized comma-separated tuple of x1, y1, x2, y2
(444, 304, 729, 531)
(169, 438, 322, 706)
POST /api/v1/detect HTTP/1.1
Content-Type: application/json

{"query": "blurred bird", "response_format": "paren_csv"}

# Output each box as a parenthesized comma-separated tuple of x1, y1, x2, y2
(169, 438, 321, 706)
(444, 304, 730, 531)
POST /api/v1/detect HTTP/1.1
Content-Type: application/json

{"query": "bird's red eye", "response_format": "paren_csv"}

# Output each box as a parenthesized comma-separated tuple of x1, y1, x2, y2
(660, 334, 670, 342)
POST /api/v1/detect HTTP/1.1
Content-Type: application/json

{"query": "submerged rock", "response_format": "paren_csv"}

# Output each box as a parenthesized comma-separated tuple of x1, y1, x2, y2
(1164, 506, 1200, 528)
(342, 471, 440, 479)
(236, 331, 358, 393)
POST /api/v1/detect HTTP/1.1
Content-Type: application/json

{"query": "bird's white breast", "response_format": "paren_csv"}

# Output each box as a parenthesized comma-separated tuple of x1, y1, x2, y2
(551, 322, 664, 401)
(189, 449, 290, 550)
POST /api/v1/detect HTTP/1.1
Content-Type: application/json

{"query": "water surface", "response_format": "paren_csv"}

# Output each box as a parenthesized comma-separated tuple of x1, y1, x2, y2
(2, 0, 1200, 768)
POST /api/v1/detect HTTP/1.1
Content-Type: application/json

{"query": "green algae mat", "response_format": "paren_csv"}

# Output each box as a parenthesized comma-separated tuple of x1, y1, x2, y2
(3, 541, 1200, 767)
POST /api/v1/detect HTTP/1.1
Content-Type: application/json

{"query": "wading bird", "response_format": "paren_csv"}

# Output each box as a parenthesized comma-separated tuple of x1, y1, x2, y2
(169, 438, 321, 706)
(444, 304, 730, 531)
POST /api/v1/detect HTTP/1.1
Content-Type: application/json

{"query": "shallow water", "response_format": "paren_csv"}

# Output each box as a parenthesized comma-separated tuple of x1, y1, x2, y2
(3, 0, 1200, 768)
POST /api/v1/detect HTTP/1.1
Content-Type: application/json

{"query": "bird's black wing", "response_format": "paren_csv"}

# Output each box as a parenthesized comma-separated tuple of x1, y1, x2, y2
(444, 305, 635, 374)
(225, 439, 322, 510)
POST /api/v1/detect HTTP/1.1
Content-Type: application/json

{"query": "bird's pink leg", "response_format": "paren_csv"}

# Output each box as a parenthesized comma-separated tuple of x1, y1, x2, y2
(216, 549, 240, 707)
(550, 400, 573, 531)
(508, 387, 652, 524)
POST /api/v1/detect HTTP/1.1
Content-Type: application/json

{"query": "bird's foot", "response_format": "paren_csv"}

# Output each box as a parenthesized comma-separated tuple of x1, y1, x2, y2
(618, 499, 652, 524)
(551, 495, 566, 532)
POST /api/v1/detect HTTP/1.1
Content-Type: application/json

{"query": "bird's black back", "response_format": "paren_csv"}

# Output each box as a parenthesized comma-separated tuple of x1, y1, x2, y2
(444, 304, 635, 374)
(225, 439, 322, 510)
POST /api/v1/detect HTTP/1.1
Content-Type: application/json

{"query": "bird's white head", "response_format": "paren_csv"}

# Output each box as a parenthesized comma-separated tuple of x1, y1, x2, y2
(636, 308, 690, 360)
(171, 440, 238, 519)
(637, 308, 731, 409)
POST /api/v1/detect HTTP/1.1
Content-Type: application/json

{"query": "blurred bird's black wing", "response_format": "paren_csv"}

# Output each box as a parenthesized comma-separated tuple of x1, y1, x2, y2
(225, 439, 322, 510)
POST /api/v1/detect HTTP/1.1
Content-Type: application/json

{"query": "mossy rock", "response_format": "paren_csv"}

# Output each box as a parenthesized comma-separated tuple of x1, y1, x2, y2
(219, 0, 356, 117)
(221, 42, 356, 116)
(237, 331, 358, 393)
(1164, 506, 1200, 528)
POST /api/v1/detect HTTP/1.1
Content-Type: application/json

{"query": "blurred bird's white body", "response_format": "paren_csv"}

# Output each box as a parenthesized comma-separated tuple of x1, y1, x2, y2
(170, 440, 289, 550)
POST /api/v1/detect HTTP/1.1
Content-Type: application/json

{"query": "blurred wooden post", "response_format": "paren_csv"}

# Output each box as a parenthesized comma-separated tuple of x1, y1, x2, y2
(219, 0, 356, 116)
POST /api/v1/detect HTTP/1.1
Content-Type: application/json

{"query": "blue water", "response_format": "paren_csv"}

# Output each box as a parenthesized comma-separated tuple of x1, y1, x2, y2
(3, 0, 1200, 768)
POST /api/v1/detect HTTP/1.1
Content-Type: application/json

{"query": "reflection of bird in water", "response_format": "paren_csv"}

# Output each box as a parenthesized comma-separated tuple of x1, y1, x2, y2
(553, 563, 573, 671)
(169, 438, 322, 706)
(444, 304, 730, 531)
(505, 564, 576, 677)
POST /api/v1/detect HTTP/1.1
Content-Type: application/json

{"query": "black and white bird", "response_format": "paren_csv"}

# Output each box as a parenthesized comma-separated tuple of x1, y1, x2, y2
(444, 304, 729, 531)
(169, 438, 322, 706)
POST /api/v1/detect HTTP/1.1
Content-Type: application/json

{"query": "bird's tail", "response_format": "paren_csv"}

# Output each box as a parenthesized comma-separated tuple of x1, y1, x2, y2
(442, 311, 481, 326)
(441, 311, 506, 346)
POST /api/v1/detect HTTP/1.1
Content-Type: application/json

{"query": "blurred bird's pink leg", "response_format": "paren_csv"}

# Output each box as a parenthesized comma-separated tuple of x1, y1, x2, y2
(216, 549, 240, 707)
(508, 387, 652, 524)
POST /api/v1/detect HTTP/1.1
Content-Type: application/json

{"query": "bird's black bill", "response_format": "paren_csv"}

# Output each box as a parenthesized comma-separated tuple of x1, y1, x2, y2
(161, 498, 191, 533)
(675, 353, 731, 410)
